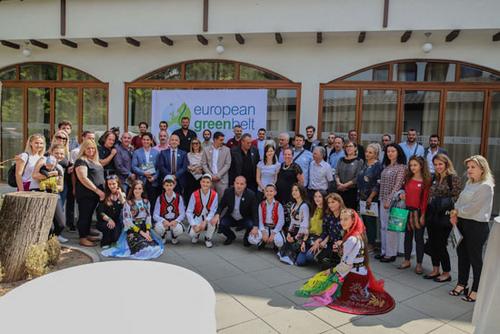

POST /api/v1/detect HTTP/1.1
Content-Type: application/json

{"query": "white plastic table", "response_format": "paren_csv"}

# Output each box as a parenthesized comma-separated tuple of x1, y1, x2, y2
(0, 260, 216, 334)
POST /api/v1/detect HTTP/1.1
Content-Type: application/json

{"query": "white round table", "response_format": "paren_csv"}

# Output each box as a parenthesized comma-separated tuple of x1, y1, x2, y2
(0, 261, 216, 334)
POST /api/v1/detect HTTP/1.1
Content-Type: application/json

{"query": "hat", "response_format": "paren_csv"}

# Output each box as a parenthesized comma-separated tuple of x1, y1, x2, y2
(162, 175, 176, 183)
(201, 173, 212, 181)
(46, 155, 56, 164)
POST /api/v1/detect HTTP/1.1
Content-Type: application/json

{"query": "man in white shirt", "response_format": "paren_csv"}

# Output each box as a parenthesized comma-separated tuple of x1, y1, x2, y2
(308, 146, 334, 199)
(424, 134, 448, 175)
(201, 131, 232, 198)
(399, 129, 425, 163)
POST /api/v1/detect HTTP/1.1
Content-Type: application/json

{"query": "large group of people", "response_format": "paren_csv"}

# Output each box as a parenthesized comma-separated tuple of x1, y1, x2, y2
(12, 117, 497, 313)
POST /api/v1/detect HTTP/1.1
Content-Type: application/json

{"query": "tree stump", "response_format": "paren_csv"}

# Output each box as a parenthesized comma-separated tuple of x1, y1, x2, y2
(0, 192, 58, 282)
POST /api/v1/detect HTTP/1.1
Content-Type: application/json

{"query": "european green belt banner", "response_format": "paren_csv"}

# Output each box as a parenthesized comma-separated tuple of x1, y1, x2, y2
(151, 89, 268, 139)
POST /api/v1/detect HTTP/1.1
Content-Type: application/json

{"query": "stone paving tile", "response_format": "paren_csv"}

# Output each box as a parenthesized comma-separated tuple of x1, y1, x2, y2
(249, 267, 303, 288)
(375, 303, 444, 334)
(216, 297, 257, 330)
(336, 316, 407, 334)
(226, 254, 276, 273)
(272, 280, 312, 307)
(232, 288, 297, 318)
(261, 307, 333, 334)
(218, 319, 279, 334)
(447, 311, 474, 334)
(381, 276, 423, 302)
(309, 307, 363, 329)
(428, 324, 469, 334)
(215, 273, 269, 295)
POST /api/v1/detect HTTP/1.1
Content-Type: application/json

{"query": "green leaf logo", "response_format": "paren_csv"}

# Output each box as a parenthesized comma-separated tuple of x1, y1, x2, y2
(166, 102, 191, 129)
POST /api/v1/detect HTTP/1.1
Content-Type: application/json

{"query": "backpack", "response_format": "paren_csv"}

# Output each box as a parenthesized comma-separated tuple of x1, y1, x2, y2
(7, 153, 29, 188)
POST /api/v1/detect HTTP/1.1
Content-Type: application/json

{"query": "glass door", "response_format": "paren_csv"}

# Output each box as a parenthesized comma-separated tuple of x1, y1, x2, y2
(27, 87, 51, 146)
(55, 88, 79, 143)
(0, 87, 24, 180)
(444, 91, 484, 177)
(360, 89, 397, 147)
(401, 90, 440, 144)
(488, 92, 500, 213)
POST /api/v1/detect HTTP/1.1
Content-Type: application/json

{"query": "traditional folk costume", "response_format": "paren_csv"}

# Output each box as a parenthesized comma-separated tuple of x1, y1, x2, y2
(186, 188, 218, 242)
(96, 191, 125, 247)
(248, 199, 285, 248)
(278, 201, 309, 265)
(153, 191, 186, 243)
(102, 199, 164, 259)
(296, 211, 395, 315)
(296, 207, 323, 266)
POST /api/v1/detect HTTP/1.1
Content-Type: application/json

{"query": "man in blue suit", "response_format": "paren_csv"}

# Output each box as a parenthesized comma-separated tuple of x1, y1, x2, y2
(157, 134, 188, 196)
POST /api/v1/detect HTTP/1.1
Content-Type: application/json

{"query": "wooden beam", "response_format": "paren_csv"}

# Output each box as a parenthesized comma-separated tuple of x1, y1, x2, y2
(235, 34, 245, 45)
(0, 40, 20, 49)
(358, 31, 366, 43)
(92, 38, 108, 48)
(493, 32, 500, 42)
(29, 39, 48, 49)
(445, 30, 460, 42)
(383, 0, 389, 28)
(203, 0, 209, 32)
(196, 35, 208, 45)
(400, 30, 412, 43)
(275, 33, 283, 44)
(125, 37, 140, 47)
(161, 36, 174, 46)
(60, 39, 77, 48)
(60, 0, 66, 36)
(316, 32, 323, 44)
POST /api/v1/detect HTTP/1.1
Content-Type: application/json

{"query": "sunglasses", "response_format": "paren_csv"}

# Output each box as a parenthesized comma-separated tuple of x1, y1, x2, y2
(56, 136, 68, 141)
(106, 175, 119, 180)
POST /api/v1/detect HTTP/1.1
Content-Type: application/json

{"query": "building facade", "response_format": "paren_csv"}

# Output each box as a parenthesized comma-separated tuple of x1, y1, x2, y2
(1, 0, 500, 207)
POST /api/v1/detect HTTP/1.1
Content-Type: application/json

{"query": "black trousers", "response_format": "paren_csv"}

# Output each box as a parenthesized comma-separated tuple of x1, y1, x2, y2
(404, 227, 425, 263)
(145, 181, 160, 214)
(338, 188, 357, 209)
(457, 217, 490, 292)
(427, 213, 452, 272)
(96, 217, 123, 247)
(77, 196, 99, 238)
(65, 174, 75, 229)
(219, 216, 254, 240)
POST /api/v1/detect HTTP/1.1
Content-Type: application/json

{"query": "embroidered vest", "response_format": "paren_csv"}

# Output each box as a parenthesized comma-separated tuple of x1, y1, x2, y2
(193, 189, 217, 217)
(261, 201, 279, 227)
(159, 192, 180, 220)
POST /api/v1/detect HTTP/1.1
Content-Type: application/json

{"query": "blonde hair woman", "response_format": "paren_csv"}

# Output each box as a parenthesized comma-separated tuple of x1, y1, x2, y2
(50, 130, 70, 158)
(424, 153, 462, 282)
(15, 133, 46, 191)
(74, 139, 105, 247)
(449, 155, 494, 302)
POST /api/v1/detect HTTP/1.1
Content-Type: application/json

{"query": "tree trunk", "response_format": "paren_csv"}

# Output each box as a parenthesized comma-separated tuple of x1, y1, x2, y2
(0, 192, 58, 282)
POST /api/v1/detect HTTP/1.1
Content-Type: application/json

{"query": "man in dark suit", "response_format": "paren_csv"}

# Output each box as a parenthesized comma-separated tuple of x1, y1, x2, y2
(213, 176, 258, 246)
(156, 134, 188, 195)
(228, 133, 260, 192)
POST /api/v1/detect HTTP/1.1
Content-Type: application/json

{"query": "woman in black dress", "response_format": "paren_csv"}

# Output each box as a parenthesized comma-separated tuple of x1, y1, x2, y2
(96, 175, 126, 248)
(276, 147, 304, 205)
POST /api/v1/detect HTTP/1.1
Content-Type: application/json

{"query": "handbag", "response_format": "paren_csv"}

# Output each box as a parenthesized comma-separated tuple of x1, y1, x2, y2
(7, 153, 29, 188)
(388, 206, 410, 232)
(428, 175, 454, 215)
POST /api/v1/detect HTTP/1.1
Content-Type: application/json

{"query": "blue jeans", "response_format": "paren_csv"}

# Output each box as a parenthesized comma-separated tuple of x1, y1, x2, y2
(296, 250, 315, 266)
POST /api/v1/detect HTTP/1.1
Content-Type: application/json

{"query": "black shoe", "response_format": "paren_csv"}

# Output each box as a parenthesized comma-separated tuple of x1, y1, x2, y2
(243, 239, 251, 247)
(433, 275, 452, 283)
(258, 242, 266, 250)
(423, 273, 441, 280)
(380, 256, 396, 263)
(223, 236, 235, 245)
(374, 253, 384, 260)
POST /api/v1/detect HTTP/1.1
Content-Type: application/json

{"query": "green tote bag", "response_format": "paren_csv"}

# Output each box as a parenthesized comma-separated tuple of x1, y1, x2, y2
(387, 207, 409, 232)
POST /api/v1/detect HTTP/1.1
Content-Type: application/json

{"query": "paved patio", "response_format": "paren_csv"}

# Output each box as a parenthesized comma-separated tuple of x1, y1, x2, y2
(63, 229, 475, 334)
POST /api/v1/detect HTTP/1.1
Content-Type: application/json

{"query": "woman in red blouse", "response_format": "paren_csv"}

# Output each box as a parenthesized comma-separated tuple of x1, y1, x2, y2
(398, 156, 431, 274)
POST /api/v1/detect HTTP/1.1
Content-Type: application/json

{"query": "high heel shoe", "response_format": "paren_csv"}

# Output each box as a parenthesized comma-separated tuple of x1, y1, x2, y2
(462, 292, 476, 302)
(433, 275, 452, 283)
(449, 285, 468, 296)
(380, 256, 396, 263)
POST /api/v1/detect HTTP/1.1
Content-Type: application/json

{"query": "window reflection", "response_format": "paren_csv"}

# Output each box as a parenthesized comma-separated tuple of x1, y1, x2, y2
(393, 62, 455, 82)
(460, 65, 500, 82)
(322, 90, 356, 139)
(345, 65, 389, 81)
(401, 91, 440, 142)
(20, 64, 58, 81)
(0, 88, 23, 180)
(361, 90, 397, 147)
(487, 92, 500, 213)
(185, 62, 235, 80)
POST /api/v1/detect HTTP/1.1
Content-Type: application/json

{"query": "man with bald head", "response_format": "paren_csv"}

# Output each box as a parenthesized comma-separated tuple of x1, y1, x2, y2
(212, 176, 258, 246)
(157, 133, 188, 195)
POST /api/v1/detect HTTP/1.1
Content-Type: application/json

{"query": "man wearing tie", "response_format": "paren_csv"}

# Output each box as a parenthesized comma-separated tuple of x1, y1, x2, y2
(157, 134, 188, 197)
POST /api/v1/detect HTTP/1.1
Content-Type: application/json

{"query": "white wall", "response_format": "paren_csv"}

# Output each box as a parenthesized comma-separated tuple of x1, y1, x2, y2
(1, 0, 499, 40)
(1, 31, 500, 132)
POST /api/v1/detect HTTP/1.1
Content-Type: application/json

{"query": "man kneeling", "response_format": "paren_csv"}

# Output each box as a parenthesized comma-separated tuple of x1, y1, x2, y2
(248, 184, 285, 249)
(186, 174, 218, 248)
(153, 175, 185, 244)
(214, 176, 258, 246)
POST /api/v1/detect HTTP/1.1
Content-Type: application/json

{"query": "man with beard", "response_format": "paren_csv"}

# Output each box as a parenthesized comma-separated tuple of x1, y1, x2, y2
(424, 134, 447, 175)
(399, 128, 424, 163)
(323, 133, 336, 161)
(172, 116, 197, 153)
(348, 129, 365, 161)
(226, 125, 243, 149)
(304, 125, 321, 151)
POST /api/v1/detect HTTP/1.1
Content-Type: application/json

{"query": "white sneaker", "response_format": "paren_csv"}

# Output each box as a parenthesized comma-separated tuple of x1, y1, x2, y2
(191, 236, 199, 244)
(57, 235, 69, 243)
(171, 237, 179, 245)
(205, 239, 213, 248)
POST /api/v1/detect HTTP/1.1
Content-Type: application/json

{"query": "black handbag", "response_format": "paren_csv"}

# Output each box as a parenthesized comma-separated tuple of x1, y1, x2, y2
(428, 175, 454, 215)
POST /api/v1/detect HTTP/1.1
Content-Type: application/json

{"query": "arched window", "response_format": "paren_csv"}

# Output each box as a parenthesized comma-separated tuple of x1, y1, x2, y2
(0, 62, 108, 179)
(319, 59, 500, 211)
(126, 59, 300, 137)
